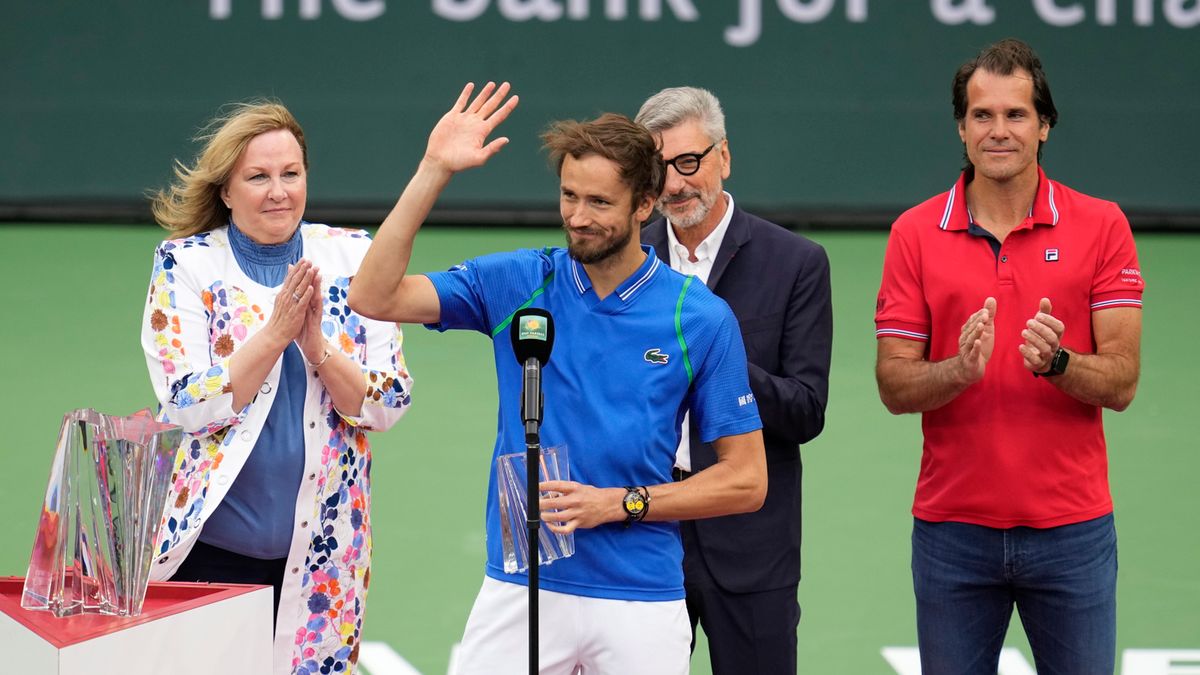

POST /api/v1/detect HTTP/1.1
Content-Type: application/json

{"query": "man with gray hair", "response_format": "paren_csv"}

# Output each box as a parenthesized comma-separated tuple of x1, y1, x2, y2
(637, 87, 833, 673)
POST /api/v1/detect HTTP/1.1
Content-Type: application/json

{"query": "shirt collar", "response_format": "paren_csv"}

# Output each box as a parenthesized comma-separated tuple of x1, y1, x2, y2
(1029, 166, 1060, 227)
(569, 244, 661, 302)
(227, 219, 304, 265)
(666, 191, 735, 263)
(941, 166, 1059, 232)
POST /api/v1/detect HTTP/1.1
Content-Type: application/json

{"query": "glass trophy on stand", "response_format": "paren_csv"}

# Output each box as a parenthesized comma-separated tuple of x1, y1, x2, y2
(495, 445, 575, 574)
(22, 408, 181, 618)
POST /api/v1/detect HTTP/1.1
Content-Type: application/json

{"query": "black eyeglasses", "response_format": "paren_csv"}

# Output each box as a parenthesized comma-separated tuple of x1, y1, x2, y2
(664, 143, 716, 176)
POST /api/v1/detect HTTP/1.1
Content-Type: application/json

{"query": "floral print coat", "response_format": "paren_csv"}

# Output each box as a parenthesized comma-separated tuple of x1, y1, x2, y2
(141, 224, 412, 675)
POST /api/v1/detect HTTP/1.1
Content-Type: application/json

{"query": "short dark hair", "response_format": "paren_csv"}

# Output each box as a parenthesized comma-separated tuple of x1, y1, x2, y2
(952, 38, 1058, 163)
(541, 113, 665, 212)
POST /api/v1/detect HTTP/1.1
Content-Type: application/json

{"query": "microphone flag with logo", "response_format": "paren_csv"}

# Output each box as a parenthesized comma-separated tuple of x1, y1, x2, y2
(511, 308, 554, 366)
(510, 308, 554, 433)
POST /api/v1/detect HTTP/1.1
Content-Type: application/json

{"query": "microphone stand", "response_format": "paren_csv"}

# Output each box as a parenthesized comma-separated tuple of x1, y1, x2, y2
(522, 359, 543, 675)
(511, 307, 553, 675)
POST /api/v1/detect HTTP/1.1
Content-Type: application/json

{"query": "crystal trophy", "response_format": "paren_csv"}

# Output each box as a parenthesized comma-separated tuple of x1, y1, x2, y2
(495, 445, 575, 574)
(22, 408, 181, 617)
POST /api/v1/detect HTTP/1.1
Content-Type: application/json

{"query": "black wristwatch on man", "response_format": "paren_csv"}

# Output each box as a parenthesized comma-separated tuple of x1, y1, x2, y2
(1034, 347, 1070, 377)
(622, 486, 649, 527)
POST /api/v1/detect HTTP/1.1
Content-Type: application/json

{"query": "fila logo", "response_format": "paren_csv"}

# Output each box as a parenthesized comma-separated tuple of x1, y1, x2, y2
(644, 348, 669, 365)
(1045, 248, 1060, 262)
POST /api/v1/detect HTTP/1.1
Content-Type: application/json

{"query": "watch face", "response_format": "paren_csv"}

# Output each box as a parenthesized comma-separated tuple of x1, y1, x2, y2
(623, 490, 646, 516)
(1049, 348, 1069, 375)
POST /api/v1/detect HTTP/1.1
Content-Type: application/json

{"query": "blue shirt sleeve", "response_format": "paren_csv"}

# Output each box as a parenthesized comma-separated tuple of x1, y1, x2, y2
(683, 290, 763, 443)
(425, 248, 554, 335)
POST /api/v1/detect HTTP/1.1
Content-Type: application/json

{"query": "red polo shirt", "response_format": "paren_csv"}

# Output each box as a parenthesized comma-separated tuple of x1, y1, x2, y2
(875, 167, 1144, 528)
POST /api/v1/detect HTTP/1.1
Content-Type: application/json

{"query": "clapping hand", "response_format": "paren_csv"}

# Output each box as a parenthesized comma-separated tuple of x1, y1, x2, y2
(1019, 297, 1065, 374)
(296, 263, 328, 364)
(957, 296, 996, 383)
(265, 260, 317, 349)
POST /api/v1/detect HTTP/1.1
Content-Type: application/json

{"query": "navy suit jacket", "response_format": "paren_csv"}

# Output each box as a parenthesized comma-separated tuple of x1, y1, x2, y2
(643, 203, 832, 593)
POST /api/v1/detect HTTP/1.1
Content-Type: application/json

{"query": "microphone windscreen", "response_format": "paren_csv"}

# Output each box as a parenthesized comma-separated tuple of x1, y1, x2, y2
(510, 307, 555, 365)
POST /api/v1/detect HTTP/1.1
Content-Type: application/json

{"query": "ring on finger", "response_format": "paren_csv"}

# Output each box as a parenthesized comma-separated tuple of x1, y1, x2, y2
(292, 291, 302, 302)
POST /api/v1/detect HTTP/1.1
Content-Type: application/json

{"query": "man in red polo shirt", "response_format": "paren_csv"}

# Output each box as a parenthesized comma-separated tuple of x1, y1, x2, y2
(875, 38, 1144, 674)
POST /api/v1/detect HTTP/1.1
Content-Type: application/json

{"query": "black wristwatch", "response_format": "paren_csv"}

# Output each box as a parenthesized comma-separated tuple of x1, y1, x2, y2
(622, 486, 649, 527)
(1035, 347, 1070, 377)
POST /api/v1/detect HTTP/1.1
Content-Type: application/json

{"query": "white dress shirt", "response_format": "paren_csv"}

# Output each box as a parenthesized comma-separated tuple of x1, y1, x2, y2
(665, 192, 735, 472)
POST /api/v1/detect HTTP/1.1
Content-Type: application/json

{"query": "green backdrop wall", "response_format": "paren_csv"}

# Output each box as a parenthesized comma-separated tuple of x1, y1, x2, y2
(3, 2, 1198, 217)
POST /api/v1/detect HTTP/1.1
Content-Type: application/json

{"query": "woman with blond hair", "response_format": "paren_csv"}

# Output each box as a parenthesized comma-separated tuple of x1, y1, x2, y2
(141, 100, 412, 675)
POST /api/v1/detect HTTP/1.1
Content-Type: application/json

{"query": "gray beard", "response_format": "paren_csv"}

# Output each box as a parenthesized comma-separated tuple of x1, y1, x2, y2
(659, 194, 712, 229)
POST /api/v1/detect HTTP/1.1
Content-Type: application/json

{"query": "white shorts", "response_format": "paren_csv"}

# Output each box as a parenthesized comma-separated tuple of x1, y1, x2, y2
(452, 576, 691, 675)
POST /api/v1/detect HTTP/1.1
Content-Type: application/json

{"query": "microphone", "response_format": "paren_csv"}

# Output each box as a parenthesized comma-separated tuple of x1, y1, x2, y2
(510, 308, 554, 441)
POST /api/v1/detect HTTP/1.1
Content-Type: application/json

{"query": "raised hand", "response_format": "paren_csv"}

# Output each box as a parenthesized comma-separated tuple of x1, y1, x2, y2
(957, 296, 996, 383)
(1020, 297, 1065, 373)
(424, 82, 519, 175)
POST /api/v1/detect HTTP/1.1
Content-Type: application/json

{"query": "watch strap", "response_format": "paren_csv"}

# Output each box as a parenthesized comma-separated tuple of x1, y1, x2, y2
(1034, 347, 1069, 377)
(622, 486, 650, 527)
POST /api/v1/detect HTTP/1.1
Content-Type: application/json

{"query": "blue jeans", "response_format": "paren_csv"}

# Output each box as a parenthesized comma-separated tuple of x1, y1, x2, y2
(911, 513, 1117, 675)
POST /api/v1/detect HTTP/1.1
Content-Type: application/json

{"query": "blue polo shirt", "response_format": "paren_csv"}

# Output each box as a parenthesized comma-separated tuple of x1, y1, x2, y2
(427, 245, 761, 601)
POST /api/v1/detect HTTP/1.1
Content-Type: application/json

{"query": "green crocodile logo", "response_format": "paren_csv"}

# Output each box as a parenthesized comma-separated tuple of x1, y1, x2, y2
(644, 348, 669, 365)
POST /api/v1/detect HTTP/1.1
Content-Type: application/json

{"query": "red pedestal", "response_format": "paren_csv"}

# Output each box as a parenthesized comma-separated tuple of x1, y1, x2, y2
(0, 576, 272, 674)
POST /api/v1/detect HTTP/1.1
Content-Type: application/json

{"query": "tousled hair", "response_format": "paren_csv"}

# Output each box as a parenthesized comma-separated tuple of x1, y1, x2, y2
(541, 113, 665, 212)
(150, 100, 307, 238)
